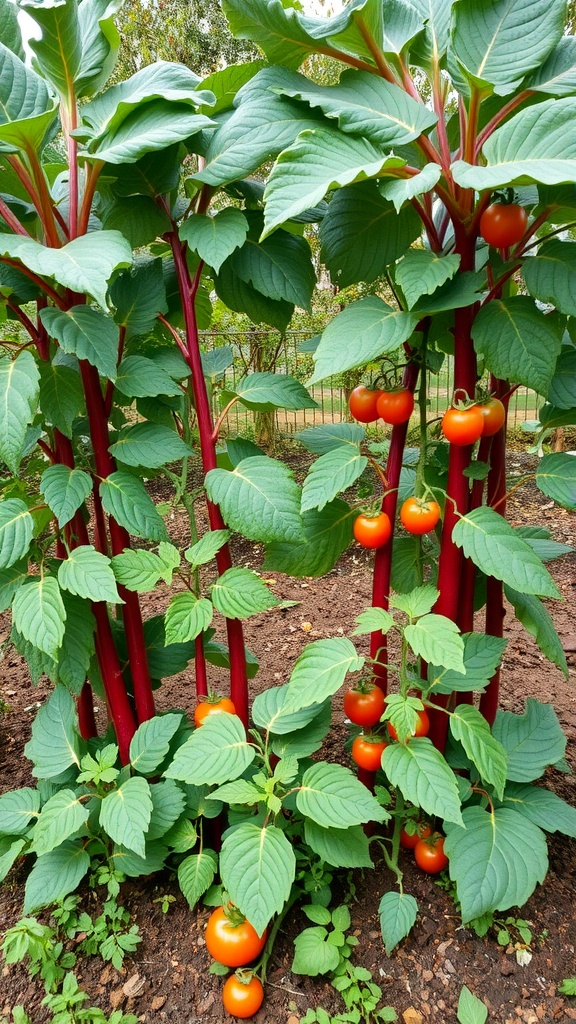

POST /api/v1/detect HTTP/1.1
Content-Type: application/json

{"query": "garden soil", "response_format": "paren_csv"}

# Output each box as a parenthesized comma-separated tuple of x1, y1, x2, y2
(0, 454, 575, 1024)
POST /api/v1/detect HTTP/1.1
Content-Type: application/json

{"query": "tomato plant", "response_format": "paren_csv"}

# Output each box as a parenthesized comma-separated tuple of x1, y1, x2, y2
(205, 907, 266, 967)
(387, 709, 430, 742)
(478, 397, 506, 437)
(414, 835, 448, 874)
(222, 972, 264, 1019)
(376, 388, 415, 425)
(400, 822, 432, 850)
(194, 695, 236, 727)
(344, 682, 385, 728)
(400, 497, 441, 535)
(351, 735, 387, 772)
(353, 512, 392, 549)
(348, 385, 383, 423)
(441, 406, 485, 446)
(480, 203, 527, 248)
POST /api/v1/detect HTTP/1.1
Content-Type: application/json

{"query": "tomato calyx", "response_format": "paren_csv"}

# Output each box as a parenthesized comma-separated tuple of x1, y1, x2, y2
(400, 820, 432, 850)
(222, 901, 250, 929)
(233, 968, 260, 986)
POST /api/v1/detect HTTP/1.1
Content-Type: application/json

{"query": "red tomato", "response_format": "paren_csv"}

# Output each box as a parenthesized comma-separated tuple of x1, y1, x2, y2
(414, 834, 448, 874)
(376, 388, 415, 425)
(353, 512, 392, 549)
(222, 973, 264, 1019)
(344, 683, 385, 728)
(348, 386, 383, 423)
(388, 709, 430, 742)
(400, 497, 441, 535)
(441, 406, 484, 446)
(479, 203, 527, 248)
(400, 822, 432, 850)
(478, 397, 506, 437)
(194, 695, 236, 728)
(205, 907, 266, 967)
(351, 734, 387, 772)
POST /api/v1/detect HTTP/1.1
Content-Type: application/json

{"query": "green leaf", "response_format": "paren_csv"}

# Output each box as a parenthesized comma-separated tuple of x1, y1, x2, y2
(111, 548, 175, 593)
(515, 526, 573, 563)
(0, 352, 39, 475)
(181, 208, 248, 274)
(498, 782, 576, 838)
(231, 230, 315, 310)
(185, 530, 231, 568)
(309, 297, 418, 383)
(13, 576, 66, 659)
(535, 452, 576, 511)
(264, 498, 355, 578)
(115, 355, 181, 399)
(471, 298, 563, 396)
(444, 805, 548, 923)
(395, 251, 460, 310)
(452, 506, 560, 599)
(547, 345, 576, 410)
(252, 683, 329, 735)
(23, 841, 90, 913)
(292, 927, 340, 976)
(99, 777, 152, 858)
(129, 713, 183, 775)
(301, 445, 367, 513)
(147, 779, 186, 840)
(214, 257, 293, 331)
(0, 788, 40, 836)
(523, 241, 576, 317)
(0, 560, 27, 613)
(222, 0, 324, 68)
(110, 422, 193, 468)
(295, 423, 365, 455)
(178, 849, 218, 909)
(449, 0, 565, 96)
(0, 837, 26, 884)
(75, 0, 122, 99)
(390, 583, 438, 618)
(206, 456, 302, 544)
(38, 362, 83, 439)
(0, 499, 34, 569)
(20, 0, 82, 100)
(164, 817, 198, 853)
(378, 891, 418, 955)
(85, 101, 214, 165)
(304, 820, 373, 868)
(263, 127, 406, 237)
(102, 195, 172, 249)
(297, 762, 387, 829)
(404, 615, 464, 673)
(211, 567, 281, 619)
(208, 779, 263, 805)
(165, 594, 213, 643)
(283, 637, 364, 714)
(110, 840, 167, 878)
(382, 738, 463, 826)
(452, 98, 576, 191)
(379, 162, 442, 212)
(110, 258, 168, 339)
(226, 372, 317, 411)
(0, 42, 58, 153)
(504, 586, 568, 678)
(449, 705, 507, 798)
(220, 823, 296, 936)
(457, 985, 488, 1024)
(410, 0, 455, 66)
(165, 713, 255, 786)
(40, 466, 92, 528)
(0, 0, 24, 60)
(526, 36, 576, 98)
(270, 703, 332, 760)
(31, 790, 89, 857)
(58, 545, 120, 604)
(428, 632, 507, 694)
(492, 698, 566, 782)
(351, 607, 394, 636)
(40, 306, 119, 380)
(391, 535, 426, 594)
(99, 472, 167, 541)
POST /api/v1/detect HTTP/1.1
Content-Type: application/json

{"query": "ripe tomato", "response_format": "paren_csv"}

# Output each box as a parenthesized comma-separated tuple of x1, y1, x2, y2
(344, 682, 385, 728)
(414, 833, 448, 874)
(353, 512, 392, 549)
(348, 385, 383, 423)
(400, 497, 441, 535)
(194, 695, 236, 728)
(222, 973, 264, 1019)
(387, 709, 430, 742)
(376, 388, 415, 425)
(351, 734, 387, 772)
(478, 397, 506, 437)
(400, 821, 432, 850)
(205, 906, 266, 967)
(441, 406, 484, 446)
(479, 203, 527, 248)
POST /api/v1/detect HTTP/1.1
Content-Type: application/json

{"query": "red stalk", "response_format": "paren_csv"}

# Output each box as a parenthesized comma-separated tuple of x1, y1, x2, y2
(77, 683, 98, 739)
(194, 634, 208, 698)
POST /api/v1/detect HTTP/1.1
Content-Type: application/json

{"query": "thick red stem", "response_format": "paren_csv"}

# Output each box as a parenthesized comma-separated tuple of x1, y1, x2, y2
(194, 634, 208, 698)
(77, 683, 98, 739)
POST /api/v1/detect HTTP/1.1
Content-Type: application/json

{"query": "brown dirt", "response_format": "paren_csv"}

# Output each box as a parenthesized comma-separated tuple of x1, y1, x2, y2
(0, 455, 575, 1024)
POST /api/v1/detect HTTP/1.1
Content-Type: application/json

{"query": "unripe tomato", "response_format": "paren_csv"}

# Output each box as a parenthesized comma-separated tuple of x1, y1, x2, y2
(348, 385, 383, 423)
(351, 734, 387, 772)
(387, 709, 430, 742)
(222, 973, 264, 1018)
(344, 682, 385, 728)
(400, 497, 441, 535)
(205, 906, 266, 967)
(376, 388, 415, 425)
(479, 203, 527, 248)
(478, 397, 506, 437)
(194, 695, 236, 728)
(400, 821, 432, 850)
(414, 833, 448, 874)
(353, 512, 392, 549)
(441, 406, 484, 446)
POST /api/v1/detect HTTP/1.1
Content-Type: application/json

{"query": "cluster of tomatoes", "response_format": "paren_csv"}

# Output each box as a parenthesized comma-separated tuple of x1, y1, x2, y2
(400, 821, 449, 874)
(205, 905, 266, 1018)
(353, 494, 441, 550)
(348, 384, 414, 426)
(442, 396, 505, 446)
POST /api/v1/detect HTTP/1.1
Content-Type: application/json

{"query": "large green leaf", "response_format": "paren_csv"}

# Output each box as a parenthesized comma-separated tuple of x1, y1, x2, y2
(379, 891, 418, 955)
(444, 805, 548, 922)
(410, 0, 455, 65)
(214, 257, 294, 331)
(40, 306, 119, 380)
(23, 840, 90, 913)
(0, 351, 40, 475)
(428, 632, 507, 694)
(295, 423, 365, 454)
(75, 0, 123, 99)
(211, 567, 281, 619)
(283, 637, 364, 714)
(31, 789, 89, 857)
(116, 355, 181, 398)
(547, 345, 576, 410)
(24, 685, 80, 779)
(263, 126, 405, 237)
(129, 713, 183, 776)
(178, 849, 218, 909)
(270, 703, 332, 760)
(523, 241, 576, 317)
(206, 456, 302, 544)
(301, 445, 367, 513)
(0, 837, 26, 883)
(58, 545, 120, 604)
(56, 593, 95, 694)
(99, 777, 152, 858)
(12, 576, 66, 659)
(226, 372, 317, 411)
(86, 101, 214, 165)
(109, 422, 193, 468)
(110, 259, 168, 339)
(41, 466, 92, 528)
(395, 251, 460, 310)
(449, 705, 508, 798)
(0, 42, 58, 153)
(0, 0, 24, 59)
(165, 713, 255, 786)
(99, 472, 168, 541)
(404, 614, 465, 673)
(526, 36, 576, 98)
(452, 98, 576, 190)
(220, 823, 296, 937)
(164, 594, 213, 644)
(383, 738, 463, 825)
(264, 497, 355, 578)
(20, 0, 81, 100)
(492, 698, 566, 782)
(252, 683, 329, 735)
(504, 585, 568, 678)
(471, 297, 563, 396)
(0, 788, 40, 836)
(297, 762, 387, 828)
(38, 362, 83, 439)
(222, 0, 330, 68)
(292, 926, 340, 976)
(498, 782, 576, 838)
(0, 499, 34, 569)
(309, 297, 418, 383)
(111, 548, 176, 594)
(304, 820, 373, 869)
(535, 452, 576, 511)
(452, 506, 560, 599)
(180, 208, 248, 273)
(379, 162, 442, 211)
(146, 779, 186, 841)
(231, 229, 315, 310)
